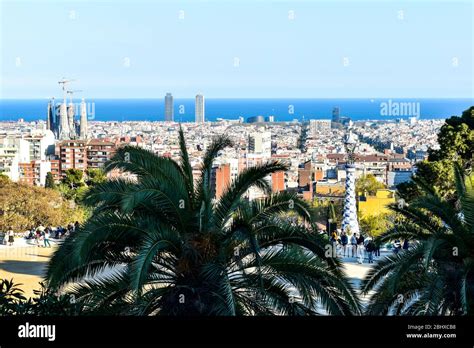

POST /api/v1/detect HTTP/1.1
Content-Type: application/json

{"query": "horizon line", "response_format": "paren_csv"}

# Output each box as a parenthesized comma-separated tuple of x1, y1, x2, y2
(1, 96, 473, 100)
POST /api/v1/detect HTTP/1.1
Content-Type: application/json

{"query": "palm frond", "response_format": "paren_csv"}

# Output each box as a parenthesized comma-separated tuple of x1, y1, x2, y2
(178, 125, 195, 205)
(215, 161, 289, 229)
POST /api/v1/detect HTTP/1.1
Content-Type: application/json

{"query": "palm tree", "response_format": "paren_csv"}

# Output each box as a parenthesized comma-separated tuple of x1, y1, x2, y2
(0, 279, 26, 315)
(47, 128, 360, 316)
(361, 165, 474, 315)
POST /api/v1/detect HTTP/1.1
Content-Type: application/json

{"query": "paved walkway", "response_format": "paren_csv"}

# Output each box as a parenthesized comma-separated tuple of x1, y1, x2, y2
(340, 251, 390, 309)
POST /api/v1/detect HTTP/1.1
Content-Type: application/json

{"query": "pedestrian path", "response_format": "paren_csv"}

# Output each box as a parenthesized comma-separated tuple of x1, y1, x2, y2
(341, 251, 390, 310)
(0, 238, 62, 249)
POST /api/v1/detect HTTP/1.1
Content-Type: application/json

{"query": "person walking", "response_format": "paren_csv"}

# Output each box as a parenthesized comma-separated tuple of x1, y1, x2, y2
(374, 240, 381, 258)
(357, 234, 365, 264)
(43, 229, 51, 248)
(366, 239, 375, 263)
(7, 228, 14, 246)
(35, 228, 42, 247)
(393, 239, 402, 254)
(350, 233, 357, 258)
(403, 239, 409, 250)
(340, 232, 348, 257)
(67, 223, 74, 236)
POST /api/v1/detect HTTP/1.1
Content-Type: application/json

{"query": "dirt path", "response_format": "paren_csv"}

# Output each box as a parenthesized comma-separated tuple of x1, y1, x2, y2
(0, 244, 56, 298)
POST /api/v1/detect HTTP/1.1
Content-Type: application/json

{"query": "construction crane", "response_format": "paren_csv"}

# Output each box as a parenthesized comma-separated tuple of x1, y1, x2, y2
(66, 89, 83, 104)
(58, 78, 76, 101)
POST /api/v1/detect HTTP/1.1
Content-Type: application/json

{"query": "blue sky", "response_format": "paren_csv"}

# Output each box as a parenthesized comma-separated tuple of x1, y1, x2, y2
(0, 0, 472, 98)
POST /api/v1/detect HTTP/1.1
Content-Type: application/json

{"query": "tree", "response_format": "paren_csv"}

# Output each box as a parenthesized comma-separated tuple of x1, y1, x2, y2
(0, 279, 26, 315)
(59, 169, 88, 203)
(412, 160, 455, 200)
(361, 164, 474, 315)
(47, 128, 361, 316)
(0, 181, 85, 231)
(428, 107, 474, 164)
(359, 213, 393, 238)
(62, 169, 85, 189)
(312, 199, 343, 226)
(85, 168, 106, 187)
(0, 279, 83, 315)
(45, 172, 56, 189)
(395, 181, 422, 203)
(412, 106, 474, 200)
(0, 174, 10, 187)
(356, 174, 386, 196)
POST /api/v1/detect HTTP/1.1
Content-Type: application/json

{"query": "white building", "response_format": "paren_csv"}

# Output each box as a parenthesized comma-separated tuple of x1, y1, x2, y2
(0, 147, 20, 181)
(248, 131, 271, 157)
(309, 119, 331, 135)
(0, 131, 56, 184)
(24, 130, 55, 161)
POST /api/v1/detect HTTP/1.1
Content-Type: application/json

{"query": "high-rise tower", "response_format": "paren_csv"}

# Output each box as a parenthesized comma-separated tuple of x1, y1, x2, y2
(332, 107, 340, 123)
(164, 93, 174, 122)
(79, 98, 88, 139)
(341, 131, 360, 235)
(195, 94, 205, 123)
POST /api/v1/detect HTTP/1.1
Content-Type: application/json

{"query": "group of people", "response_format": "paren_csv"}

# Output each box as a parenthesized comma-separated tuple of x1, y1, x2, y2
(329, 230, 411, 264)
(1, 221, 80, 248)
(330, 230, 380, 264)
(25, 226, 53, 248)
(392, 239, 410, 254)
(1, 228, 16, 246)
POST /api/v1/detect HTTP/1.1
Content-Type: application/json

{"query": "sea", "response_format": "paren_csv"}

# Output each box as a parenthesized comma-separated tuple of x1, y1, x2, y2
(0, 98, 472, 123)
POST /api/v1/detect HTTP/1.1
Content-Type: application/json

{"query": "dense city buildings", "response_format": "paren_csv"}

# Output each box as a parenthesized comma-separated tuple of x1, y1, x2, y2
(309, 119, 331, 135)
(59, 139, 116, 175)
(0, 115, 444, 203)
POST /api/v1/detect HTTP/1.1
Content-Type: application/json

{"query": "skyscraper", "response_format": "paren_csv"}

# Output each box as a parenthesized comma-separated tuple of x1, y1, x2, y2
(195, 94, 205, 123)
(332, 107, 340, 123)
(164, 93, 174, 122)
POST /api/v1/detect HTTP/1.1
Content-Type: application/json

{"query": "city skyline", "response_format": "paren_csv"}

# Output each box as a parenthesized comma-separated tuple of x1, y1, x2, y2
(1, 0, 472, 99)
(1, 0, 474, 335)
